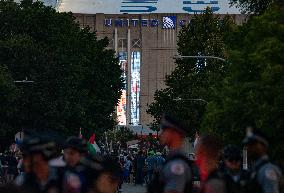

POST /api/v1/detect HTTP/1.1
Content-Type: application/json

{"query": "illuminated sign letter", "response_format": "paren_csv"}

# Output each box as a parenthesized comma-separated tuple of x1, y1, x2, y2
(115, 19, 124, 27)
(105, 19, 112, 27)
(124, 19, 130, 27)
(150, 19, 159, 27)
(141, 19, 148, 27)
(131, 19, 139, 27)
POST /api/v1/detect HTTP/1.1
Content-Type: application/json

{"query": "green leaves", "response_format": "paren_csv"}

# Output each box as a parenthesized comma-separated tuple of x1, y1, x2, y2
(0, 0, 123, 139)
(147, 8, 234, 136)
(202, 5, 284, 158)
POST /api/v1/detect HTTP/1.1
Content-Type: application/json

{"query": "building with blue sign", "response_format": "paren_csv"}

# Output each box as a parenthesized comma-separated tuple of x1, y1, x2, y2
(55, 0, 246, 128)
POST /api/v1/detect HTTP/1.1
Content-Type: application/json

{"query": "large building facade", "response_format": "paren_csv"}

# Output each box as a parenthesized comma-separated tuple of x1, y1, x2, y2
(54, 0, 246, 128)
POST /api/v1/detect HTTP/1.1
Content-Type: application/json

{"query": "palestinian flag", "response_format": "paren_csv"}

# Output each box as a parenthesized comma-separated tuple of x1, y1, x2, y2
(87, 134, 101, 155)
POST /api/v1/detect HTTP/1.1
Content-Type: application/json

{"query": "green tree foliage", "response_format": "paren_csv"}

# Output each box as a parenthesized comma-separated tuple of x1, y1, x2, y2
(0, 0, 123, 139)
(106, 126, 136, 145)
(0, 66, 19, 136)
(147, 8, 235, 136)
(230, 0, 274, 14)
(202, 5, 284, 158)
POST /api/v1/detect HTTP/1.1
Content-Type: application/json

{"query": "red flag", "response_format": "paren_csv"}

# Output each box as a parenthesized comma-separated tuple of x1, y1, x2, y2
(89, 134, 96, 144)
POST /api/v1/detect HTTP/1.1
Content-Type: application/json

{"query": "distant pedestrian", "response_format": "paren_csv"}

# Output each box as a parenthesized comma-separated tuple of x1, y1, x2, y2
(145, 151, 157, 182)
(123, 156, 132, 183)
(135, 151, 145, 185)
(155, 152, 165, 172)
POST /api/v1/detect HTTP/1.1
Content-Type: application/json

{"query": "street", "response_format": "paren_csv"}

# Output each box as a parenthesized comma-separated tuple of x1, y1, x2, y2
(122, 183, 146, 193)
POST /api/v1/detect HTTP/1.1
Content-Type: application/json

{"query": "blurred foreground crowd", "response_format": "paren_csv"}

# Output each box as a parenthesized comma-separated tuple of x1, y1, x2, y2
(0, 113, 283, 193)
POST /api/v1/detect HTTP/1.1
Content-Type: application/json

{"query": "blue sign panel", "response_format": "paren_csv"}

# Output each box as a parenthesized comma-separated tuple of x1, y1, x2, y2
(57, 0, 240, 14)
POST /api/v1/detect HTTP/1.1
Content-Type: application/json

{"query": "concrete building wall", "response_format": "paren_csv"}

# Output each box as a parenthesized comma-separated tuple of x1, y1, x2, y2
(73, 13, 246, 126)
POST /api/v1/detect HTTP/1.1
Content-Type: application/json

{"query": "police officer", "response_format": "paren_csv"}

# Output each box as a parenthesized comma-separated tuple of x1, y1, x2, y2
(195, 134, 225, 193)
(64, 136, 87, 169)
(16, 132, 84, 193)
(242, 127, 282, 193)
(15, 132, 64, 193)
(80, 154, 122, 193)
(63, 136, 88, 193)
(148, 113, 192, 193)
(222, 145, 247, 193)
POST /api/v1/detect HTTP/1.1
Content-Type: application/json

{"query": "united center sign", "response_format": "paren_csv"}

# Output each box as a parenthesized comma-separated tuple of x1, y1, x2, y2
(57, 0, 240, 14)
(105, 16, 189, 29)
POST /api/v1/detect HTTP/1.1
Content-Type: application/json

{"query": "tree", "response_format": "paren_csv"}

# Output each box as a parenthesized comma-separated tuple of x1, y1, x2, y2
(0, 65, 19, 137)
(202, 4, 284, 158)
(230, 0, 273, 14)
(147, 8, 236, 137)
(0, 0, 123, 140)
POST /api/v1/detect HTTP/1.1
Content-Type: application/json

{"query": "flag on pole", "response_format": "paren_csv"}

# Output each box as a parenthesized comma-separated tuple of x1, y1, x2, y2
(79, 127, 83, 139)
(87, 133, 101, 155)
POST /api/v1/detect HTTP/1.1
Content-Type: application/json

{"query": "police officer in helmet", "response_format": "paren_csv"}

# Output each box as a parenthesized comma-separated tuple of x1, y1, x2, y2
(64, 136, 87, 169)
(148, 113, 192, 193)
(15, 132, 62, 193)
(80, 154, 122, 193)
(243, 127, 282, 193)
(63, 136, 88, 193)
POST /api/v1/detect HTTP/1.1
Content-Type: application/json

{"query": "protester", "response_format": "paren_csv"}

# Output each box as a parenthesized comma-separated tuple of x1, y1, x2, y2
(145, 150, 157, 183)
(123, 156, 132, 183)
(155, 152, 165, 172)
(135, 150, 145, 185)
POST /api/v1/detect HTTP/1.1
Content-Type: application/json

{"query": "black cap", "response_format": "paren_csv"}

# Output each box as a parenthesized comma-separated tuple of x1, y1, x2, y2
(160, 113, 187, 136)
(64, 136, 87, 153)
(242, 127, 269, 147)
(223, 145, 242, 161)
(21, 131, 58, 160)
(81, 155, 122, 180)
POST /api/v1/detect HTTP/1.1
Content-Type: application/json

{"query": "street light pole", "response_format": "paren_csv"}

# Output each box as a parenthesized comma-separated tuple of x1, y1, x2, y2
(173, 97, 208, 104)
(14, 77, 34, 83)
(174, 55, 226, 62)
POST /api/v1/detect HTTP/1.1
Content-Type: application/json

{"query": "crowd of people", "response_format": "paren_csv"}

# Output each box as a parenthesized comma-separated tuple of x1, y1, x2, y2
(0, 113, 283, 193)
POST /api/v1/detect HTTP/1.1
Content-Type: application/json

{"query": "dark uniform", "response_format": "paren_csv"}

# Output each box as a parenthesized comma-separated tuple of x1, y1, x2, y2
(15, 132, 82, 193)
(242, 128, 282, 193)
(148, 149, 192, 193)
(221, 145, 248, 193)
(199, 170, 226, 193)
(80, 154, 122, 193)
(243, 155, 282, 193)
(148, 114, 193, 193)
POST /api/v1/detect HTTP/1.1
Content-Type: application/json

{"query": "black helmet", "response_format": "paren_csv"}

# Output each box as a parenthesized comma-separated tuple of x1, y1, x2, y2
(223, 145, 242, 161)
(81, 154, 122, 180)
(160, 113, 188, 136)
(21, 132, 58, 160)
(65, 136, 87, 153)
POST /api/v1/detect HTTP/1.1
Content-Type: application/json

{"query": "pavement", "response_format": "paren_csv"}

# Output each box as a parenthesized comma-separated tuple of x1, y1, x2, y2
(121, 183, 146, 193)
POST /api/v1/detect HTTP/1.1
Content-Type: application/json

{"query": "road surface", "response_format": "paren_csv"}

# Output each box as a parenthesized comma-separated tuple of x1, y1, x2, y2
(122, 183, 146, 193)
